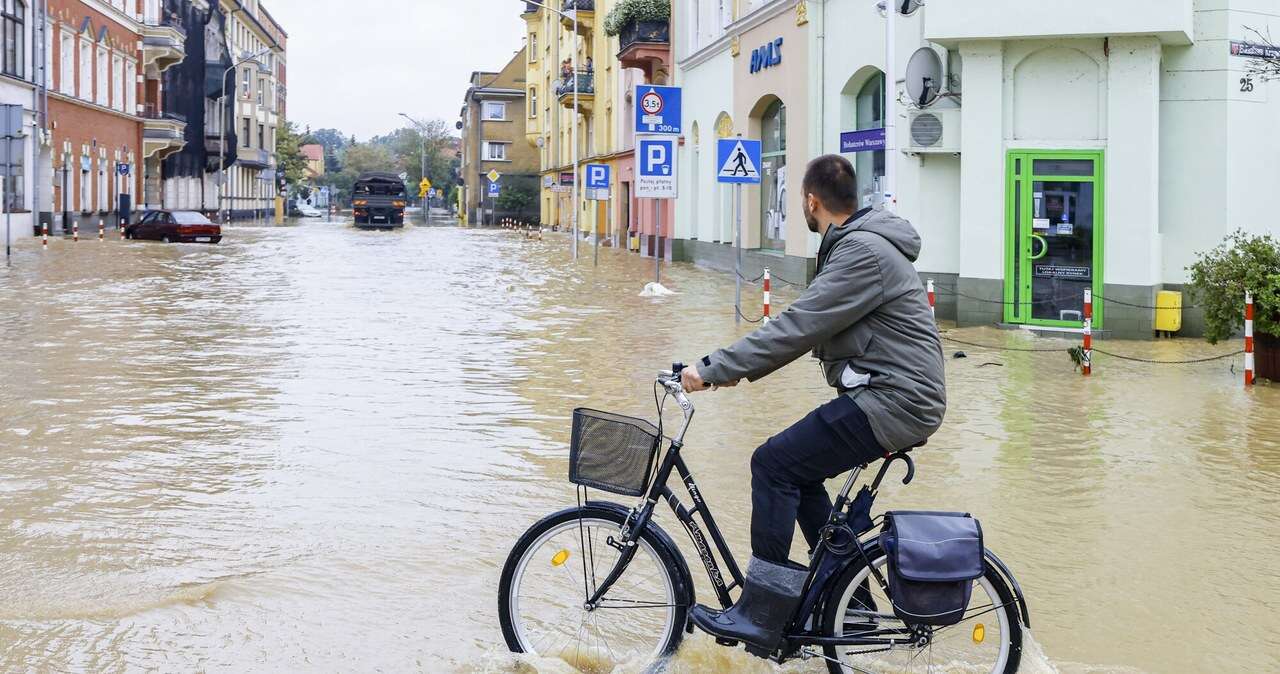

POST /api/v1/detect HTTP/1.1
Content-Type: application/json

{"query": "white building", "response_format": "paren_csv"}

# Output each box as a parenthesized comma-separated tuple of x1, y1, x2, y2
(216, 0, 284, 220)
(0, 0, 44, 242)
(675, 0, 1280, 338)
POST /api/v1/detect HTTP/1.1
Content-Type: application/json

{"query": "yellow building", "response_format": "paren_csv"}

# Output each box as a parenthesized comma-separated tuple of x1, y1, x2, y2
(521, 0, 624, 241)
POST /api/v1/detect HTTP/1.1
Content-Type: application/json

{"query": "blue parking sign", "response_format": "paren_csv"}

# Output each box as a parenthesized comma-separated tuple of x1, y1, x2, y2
(585, 164, 610, 189)
(635, 136, 677, 199)
(635, 85, 681, 135)
(487, 181, 500, 197)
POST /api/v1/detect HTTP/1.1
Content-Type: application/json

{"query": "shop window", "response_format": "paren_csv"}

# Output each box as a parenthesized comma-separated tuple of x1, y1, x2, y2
(855, 72, 886, 209)
(2, 135, 22, 211)
(760, 99, 786, 251)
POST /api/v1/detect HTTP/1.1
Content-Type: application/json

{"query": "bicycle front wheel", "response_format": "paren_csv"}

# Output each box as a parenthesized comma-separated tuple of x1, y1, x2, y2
(498, 504, 689, 670)
(820, 542, 1023, 674)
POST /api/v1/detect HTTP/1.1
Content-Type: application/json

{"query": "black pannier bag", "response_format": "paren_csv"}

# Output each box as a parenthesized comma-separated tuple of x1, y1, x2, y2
(879, 511, 984, 626)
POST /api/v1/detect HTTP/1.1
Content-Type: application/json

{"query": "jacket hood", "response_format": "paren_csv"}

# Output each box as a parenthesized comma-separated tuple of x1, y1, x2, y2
(819, 209, 923, 267)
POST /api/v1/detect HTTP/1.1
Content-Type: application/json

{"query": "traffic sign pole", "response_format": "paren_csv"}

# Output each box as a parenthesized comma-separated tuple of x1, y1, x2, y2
(734, 182, 743, 324)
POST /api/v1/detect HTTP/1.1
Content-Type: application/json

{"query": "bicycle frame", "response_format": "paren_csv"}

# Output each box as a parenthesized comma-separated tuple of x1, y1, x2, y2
(580, 372, 1024, 656)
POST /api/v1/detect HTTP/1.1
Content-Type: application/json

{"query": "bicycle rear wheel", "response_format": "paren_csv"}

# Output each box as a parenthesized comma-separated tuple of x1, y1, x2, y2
(820, 542, 1023, 674)
(498, 504, 689, 670)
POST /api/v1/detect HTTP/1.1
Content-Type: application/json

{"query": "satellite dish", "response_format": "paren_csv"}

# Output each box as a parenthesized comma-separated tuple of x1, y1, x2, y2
(896, 0, 923, 15)
(905, 47, 943, 108)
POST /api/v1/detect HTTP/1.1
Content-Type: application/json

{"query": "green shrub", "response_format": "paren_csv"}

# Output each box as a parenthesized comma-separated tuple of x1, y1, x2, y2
(604, 0, 671, 37)
(1186, 230, 1280, 343)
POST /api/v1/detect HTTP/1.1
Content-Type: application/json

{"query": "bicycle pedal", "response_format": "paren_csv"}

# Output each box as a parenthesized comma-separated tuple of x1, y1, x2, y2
(714, 637, 739, 647)
(743, 643, 774, 660)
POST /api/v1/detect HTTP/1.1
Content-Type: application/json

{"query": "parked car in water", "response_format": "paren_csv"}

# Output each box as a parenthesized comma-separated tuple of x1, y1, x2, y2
(125, 210, 223, 244)
(296, 204, 324, 218)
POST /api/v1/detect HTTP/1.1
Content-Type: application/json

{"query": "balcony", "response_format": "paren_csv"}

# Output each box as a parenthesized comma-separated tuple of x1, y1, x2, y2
(521, 1, 541, 16)
(142, 110, 186, 160)
(560, 0, 593, 35)
(617, 19, 671, 76)
(140, 17, 186, 74)
(237, 147, 271, 169)
(555, 70, 595, 113)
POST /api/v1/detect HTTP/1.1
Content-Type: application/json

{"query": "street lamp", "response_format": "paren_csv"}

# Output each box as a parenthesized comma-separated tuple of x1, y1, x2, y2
(218, 46, 271, 224)
(399, 112, 430, 219)
(519, 0, 583, 260)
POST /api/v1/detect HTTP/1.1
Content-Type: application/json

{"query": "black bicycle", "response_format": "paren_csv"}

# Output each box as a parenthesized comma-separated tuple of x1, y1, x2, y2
(498, 365, 1030, 672)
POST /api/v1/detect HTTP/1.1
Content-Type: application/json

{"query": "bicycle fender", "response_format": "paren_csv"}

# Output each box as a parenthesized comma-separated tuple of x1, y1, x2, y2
(586, 500, 696, 611)
(983, 548, 1031, 628)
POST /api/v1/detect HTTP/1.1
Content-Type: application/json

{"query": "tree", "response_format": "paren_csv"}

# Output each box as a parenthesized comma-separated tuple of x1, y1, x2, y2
(1241, 26, 1280, 81)
(276, 120, 310, 196)
(496, 183, 537, 216)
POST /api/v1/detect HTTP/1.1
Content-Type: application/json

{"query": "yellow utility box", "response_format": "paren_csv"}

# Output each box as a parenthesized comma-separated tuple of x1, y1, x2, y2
(1155, 290, 1183, 333)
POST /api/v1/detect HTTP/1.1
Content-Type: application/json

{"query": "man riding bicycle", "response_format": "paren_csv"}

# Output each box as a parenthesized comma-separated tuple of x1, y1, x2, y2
(680, 154, 946, 654)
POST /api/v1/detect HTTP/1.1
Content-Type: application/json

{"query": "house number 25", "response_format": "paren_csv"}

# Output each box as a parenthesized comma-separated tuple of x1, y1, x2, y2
(1240, 75, 1255, 93)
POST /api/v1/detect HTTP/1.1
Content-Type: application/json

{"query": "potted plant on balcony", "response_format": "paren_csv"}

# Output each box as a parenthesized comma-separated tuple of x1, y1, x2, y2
(604, 0, 671, 47)
(1187, 230, 1280, 381)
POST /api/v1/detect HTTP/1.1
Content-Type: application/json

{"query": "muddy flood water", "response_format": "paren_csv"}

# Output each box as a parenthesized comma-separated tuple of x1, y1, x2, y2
(1, 220, 1277, 673)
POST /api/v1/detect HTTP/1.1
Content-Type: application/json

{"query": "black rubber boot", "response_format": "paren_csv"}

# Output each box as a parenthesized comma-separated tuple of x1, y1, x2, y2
(689, 556, 808, 658)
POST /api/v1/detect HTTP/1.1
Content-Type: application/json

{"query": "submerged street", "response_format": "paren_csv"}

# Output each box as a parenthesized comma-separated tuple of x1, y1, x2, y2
(1, 221, 1278, 672)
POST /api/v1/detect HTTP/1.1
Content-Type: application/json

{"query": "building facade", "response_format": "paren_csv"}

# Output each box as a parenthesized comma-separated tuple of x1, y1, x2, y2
(674, 0, 1280, 338)
(458, 46, 538, 226)
(520, 0, 676, 254)
(0, 0, 46, 240)
(218, 0, 283, 220)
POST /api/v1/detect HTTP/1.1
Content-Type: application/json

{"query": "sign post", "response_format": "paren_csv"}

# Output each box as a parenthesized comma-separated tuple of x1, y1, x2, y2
(633, 84, 681, 287)
(636, 136, 678, 285)
(585, 164, 610, 267)
(717, 136, 763, 323)
(487, 178, 501, 227)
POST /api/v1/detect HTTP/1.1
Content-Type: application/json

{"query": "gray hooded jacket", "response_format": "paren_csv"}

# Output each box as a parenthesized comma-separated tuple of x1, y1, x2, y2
(699, 209, 946, 451)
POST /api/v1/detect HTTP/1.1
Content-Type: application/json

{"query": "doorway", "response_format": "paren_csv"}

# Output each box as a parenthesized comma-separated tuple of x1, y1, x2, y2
(1004, 150, 1104, 328)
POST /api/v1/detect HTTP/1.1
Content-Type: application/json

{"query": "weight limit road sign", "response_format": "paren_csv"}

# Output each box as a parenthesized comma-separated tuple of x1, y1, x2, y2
(634, 85, 681, 135)
(716, 138, 762, 184)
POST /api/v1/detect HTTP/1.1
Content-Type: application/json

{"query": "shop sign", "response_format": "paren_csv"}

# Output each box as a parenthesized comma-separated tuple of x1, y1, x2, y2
(559, 171, 575, 186)
(839, 127, 886, 153)
(543, 175, 555, 188)
(1033, 264, 1091, 280)
(1230, 40, 1280, 59)
(750, 38, 783, 74)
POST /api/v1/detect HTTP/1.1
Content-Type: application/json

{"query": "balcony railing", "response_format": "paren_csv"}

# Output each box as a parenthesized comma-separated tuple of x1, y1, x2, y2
(141, 104, 187, 123)
(563, 0, 594, 10)
(522, 1, 541, 14)
(141, 13, 187, 37)
(554, 70, 595, 98)
(619, 19, 670, 52)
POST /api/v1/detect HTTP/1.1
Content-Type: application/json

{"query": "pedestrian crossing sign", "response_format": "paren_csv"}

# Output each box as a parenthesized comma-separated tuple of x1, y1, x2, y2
(717, 138, 762, 184)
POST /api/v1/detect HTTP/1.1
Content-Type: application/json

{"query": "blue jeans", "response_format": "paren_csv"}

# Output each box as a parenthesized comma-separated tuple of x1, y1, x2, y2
(749, 395, 884, 565)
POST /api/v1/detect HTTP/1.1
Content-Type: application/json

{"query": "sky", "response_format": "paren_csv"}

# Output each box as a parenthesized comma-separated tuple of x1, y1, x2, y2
(263, 0, 528, 140)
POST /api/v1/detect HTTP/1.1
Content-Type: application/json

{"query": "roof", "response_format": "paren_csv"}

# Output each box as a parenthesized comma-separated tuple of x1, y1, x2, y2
(300, 144, 323, 161)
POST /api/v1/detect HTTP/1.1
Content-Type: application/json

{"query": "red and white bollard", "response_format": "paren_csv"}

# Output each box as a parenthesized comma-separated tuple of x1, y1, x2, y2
(763, 268, 772, 323)
(1245, 291, 1255, 387)
(98, 219, 104, 241)
(1082, 288, 1093, 376)
(72, 221, 79, 242)
(120, 217, 126, 239)
(927, 278, 936, 321)
(41, 222, 48, 249)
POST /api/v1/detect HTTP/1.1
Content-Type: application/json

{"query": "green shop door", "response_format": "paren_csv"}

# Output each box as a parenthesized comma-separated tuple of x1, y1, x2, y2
(1004, 151, 1104, 328)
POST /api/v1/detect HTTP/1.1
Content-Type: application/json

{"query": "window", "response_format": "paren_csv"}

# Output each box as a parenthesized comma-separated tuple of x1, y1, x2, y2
(2, 134, 22, 211)
(482, 101, 506, 121)
(257, 77, 265, 105)
(96, 47, 107, 106)
(78, 40, 90, 100)
(98, 158, 107, 211)
(529, 87, 537, 118)
(257, 124, 264, 149)
(2, 1, 24, 79)
(124, 60, 136, 114)
(242, 118, 250, 148)
(241, 67, 251, 98)
(111, 54, 123, 111)
(760, 99, 787, 251)
(79, 155, 90, 211)
(483, 141, 507, 161)
(854, 73, 885, 208)
(529, 33, 537, 59)
(59, 32, 71, 94)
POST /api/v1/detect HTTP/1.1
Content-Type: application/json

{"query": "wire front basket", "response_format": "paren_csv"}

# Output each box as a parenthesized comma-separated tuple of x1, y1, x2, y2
(568, 408, 661, 497)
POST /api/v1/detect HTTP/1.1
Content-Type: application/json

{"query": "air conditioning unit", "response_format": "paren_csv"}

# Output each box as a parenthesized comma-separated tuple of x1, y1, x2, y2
(906, 109, 961, 154)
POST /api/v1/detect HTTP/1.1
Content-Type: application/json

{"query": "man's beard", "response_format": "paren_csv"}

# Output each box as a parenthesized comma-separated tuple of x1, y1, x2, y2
(805, 205, 819, 233)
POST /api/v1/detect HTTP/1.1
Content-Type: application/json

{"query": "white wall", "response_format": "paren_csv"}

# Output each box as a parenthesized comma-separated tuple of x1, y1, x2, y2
(675, 46, 734, 243)
(926, 0, 1193, 46)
